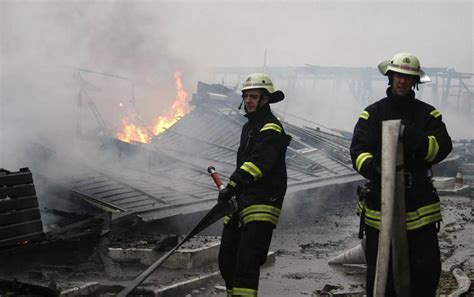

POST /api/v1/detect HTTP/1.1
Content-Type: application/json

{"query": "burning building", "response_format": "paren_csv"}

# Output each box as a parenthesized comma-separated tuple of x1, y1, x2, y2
(0, 73, 465, 295)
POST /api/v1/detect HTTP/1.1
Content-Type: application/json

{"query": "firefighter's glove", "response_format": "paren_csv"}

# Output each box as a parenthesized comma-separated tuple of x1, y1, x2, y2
(401, 121, 425, 153)
(218, 186, 237, 203)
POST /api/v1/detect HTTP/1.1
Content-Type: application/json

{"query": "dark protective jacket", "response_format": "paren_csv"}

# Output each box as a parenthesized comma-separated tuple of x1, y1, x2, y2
(226, 104, 291, 227)
(350, 88, 452, 231)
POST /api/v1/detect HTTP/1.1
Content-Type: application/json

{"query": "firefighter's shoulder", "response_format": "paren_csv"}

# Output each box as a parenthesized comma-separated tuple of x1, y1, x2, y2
(259, 118, 283, 133)
(414, 99, 443, 120)
(358, 100, 381, 121)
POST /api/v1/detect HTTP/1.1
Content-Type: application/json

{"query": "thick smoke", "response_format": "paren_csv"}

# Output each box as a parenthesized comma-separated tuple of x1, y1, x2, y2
(0, 0, 472, 171)
(0, 1, 189, 170)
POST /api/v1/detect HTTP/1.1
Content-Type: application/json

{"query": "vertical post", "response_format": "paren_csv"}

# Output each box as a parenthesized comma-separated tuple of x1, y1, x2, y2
(469, 93, 473, 126)
(443, 72, 452, 107)
(263, 48, 267, 68)
(76, 72, 84, 137)
(432, 75, 439, 106)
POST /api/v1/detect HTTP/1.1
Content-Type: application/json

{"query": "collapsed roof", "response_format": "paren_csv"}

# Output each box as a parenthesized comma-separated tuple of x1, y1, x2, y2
(36, 82, 361, 223)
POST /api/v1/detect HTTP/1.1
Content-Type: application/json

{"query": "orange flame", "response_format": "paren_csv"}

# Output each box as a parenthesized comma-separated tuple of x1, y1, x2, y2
(116, 71, 192, 143)
(116, 119, 152, 143)
(153, 71, 191, 135)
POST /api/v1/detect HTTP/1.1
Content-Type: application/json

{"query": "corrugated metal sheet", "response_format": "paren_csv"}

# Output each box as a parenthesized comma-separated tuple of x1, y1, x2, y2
(50, 82, 361, 221)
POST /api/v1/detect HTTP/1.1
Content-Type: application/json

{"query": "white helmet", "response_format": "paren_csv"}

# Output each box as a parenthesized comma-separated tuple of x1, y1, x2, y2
(241, 73, 284, 103)
(378, 52, 430, 83)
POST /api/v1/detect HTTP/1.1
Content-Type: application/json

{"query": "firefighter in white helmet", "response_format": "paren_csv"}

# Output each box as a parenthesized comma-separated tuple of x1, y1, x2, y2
(217, 73, 291, 296)
(350, 53, 452, 296)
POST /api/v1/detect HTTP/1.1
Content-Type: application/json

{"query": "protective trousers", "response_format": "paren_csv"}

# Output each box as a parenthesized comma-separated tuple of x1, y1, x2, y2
(365, 224, 441, 297)
(218, 220, 274, 297)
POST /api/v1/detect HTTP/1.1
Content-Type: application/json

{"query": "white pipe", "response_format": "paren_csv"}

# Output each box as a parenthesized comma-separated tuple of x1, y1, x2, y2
(391, 128, 411, 297)
(374, 120, 400, 297)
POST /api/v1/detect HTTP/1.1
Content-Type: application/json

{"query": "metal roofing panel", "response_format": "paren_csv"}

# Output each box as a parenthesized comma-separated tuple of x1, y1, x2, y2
(44, 82, 361, 222)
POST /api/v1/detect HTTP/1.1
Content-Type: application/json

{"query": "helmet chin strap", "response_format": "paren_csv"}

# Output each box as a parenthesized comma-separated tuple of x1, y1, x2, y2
(255, 95, 262, 112)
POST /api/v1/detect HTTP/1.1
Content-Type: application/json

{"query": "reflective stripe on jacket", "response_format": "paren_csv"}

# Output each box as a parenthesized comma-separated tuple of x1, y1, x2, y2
(350, 88, 452, 231)
(227, 105, 291, 227)
(357, 200, 442, 231)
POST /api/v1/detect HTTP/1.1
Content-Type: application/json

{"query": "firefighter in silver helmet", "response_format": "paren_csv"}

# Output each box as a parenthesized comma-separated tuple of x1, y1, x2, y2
(350, 53, 452, 296)
(218, 73, 291, 296)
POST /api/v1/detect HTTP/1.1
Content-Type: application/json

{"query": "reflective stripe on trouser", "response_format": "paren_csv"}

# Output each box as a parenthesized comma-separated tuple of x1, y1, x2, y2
(224, 204, 281, 226)
(357, 201, 442, 231)
(365, 224, 441, 297)
(240, 204, 281, 226)
(218, 221, 274, 296)
(233, 287, 258, 296)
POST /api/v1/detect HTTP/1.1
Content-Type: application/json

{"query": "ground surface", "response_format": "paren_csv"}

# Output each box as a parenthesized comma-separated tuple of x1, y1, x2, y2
(192, 190, 473, 297)
(1, 188, 471, 296)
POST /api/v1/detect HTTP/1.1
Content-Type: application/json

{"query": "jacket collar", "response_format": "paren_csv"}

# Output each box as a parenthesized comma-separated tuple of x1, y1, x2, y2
(386, 87, 415, 107)
(245, 104, 272, 123)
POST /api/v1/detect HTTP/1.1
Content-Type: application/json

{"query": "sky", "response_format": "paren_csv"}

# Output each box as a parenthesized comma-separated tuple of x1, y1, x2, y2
(0, 0, 473, 168)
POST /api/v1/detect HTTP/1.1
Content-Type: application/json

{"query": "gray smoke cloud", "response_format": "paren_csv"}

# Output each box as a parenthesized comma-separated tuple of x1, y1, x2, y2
(0, 0, 472, 171)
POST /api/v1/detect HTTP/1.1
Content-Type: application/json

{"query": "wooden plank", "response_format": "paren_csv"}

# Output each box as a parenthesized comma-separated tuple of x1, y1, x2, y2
(0, 196, 39, 213)
(0, 208, 41, 226)
(0, 220, 43, 239)
(6, 184, 36, 198)
(0, 231, 45, 249)
(0, 171, 33, 187)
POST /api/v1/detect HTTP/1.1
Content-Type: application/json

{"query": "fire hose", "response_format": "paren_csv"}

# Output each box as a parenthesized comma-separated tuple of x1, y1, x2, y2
(374, 120, 410, 297)
(116, 166, 236, 297)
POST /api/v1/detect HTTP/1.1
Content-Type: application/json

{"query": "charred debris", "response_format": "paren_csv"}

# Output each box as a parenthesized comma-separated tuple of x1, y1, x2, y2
(0, 81, 466, 296)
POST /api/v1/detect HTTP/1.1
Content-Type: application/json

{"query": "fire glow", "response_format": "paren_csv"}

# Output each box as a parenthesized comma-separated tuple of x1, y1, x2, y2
(116, 72, 192, 143)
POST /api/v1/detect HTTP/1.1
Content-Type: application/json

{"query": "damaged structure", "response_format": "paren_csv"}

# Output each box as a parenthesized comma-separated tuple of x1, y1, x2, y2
(0, 168, 45, 249)
(0, 76, 470, 296)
